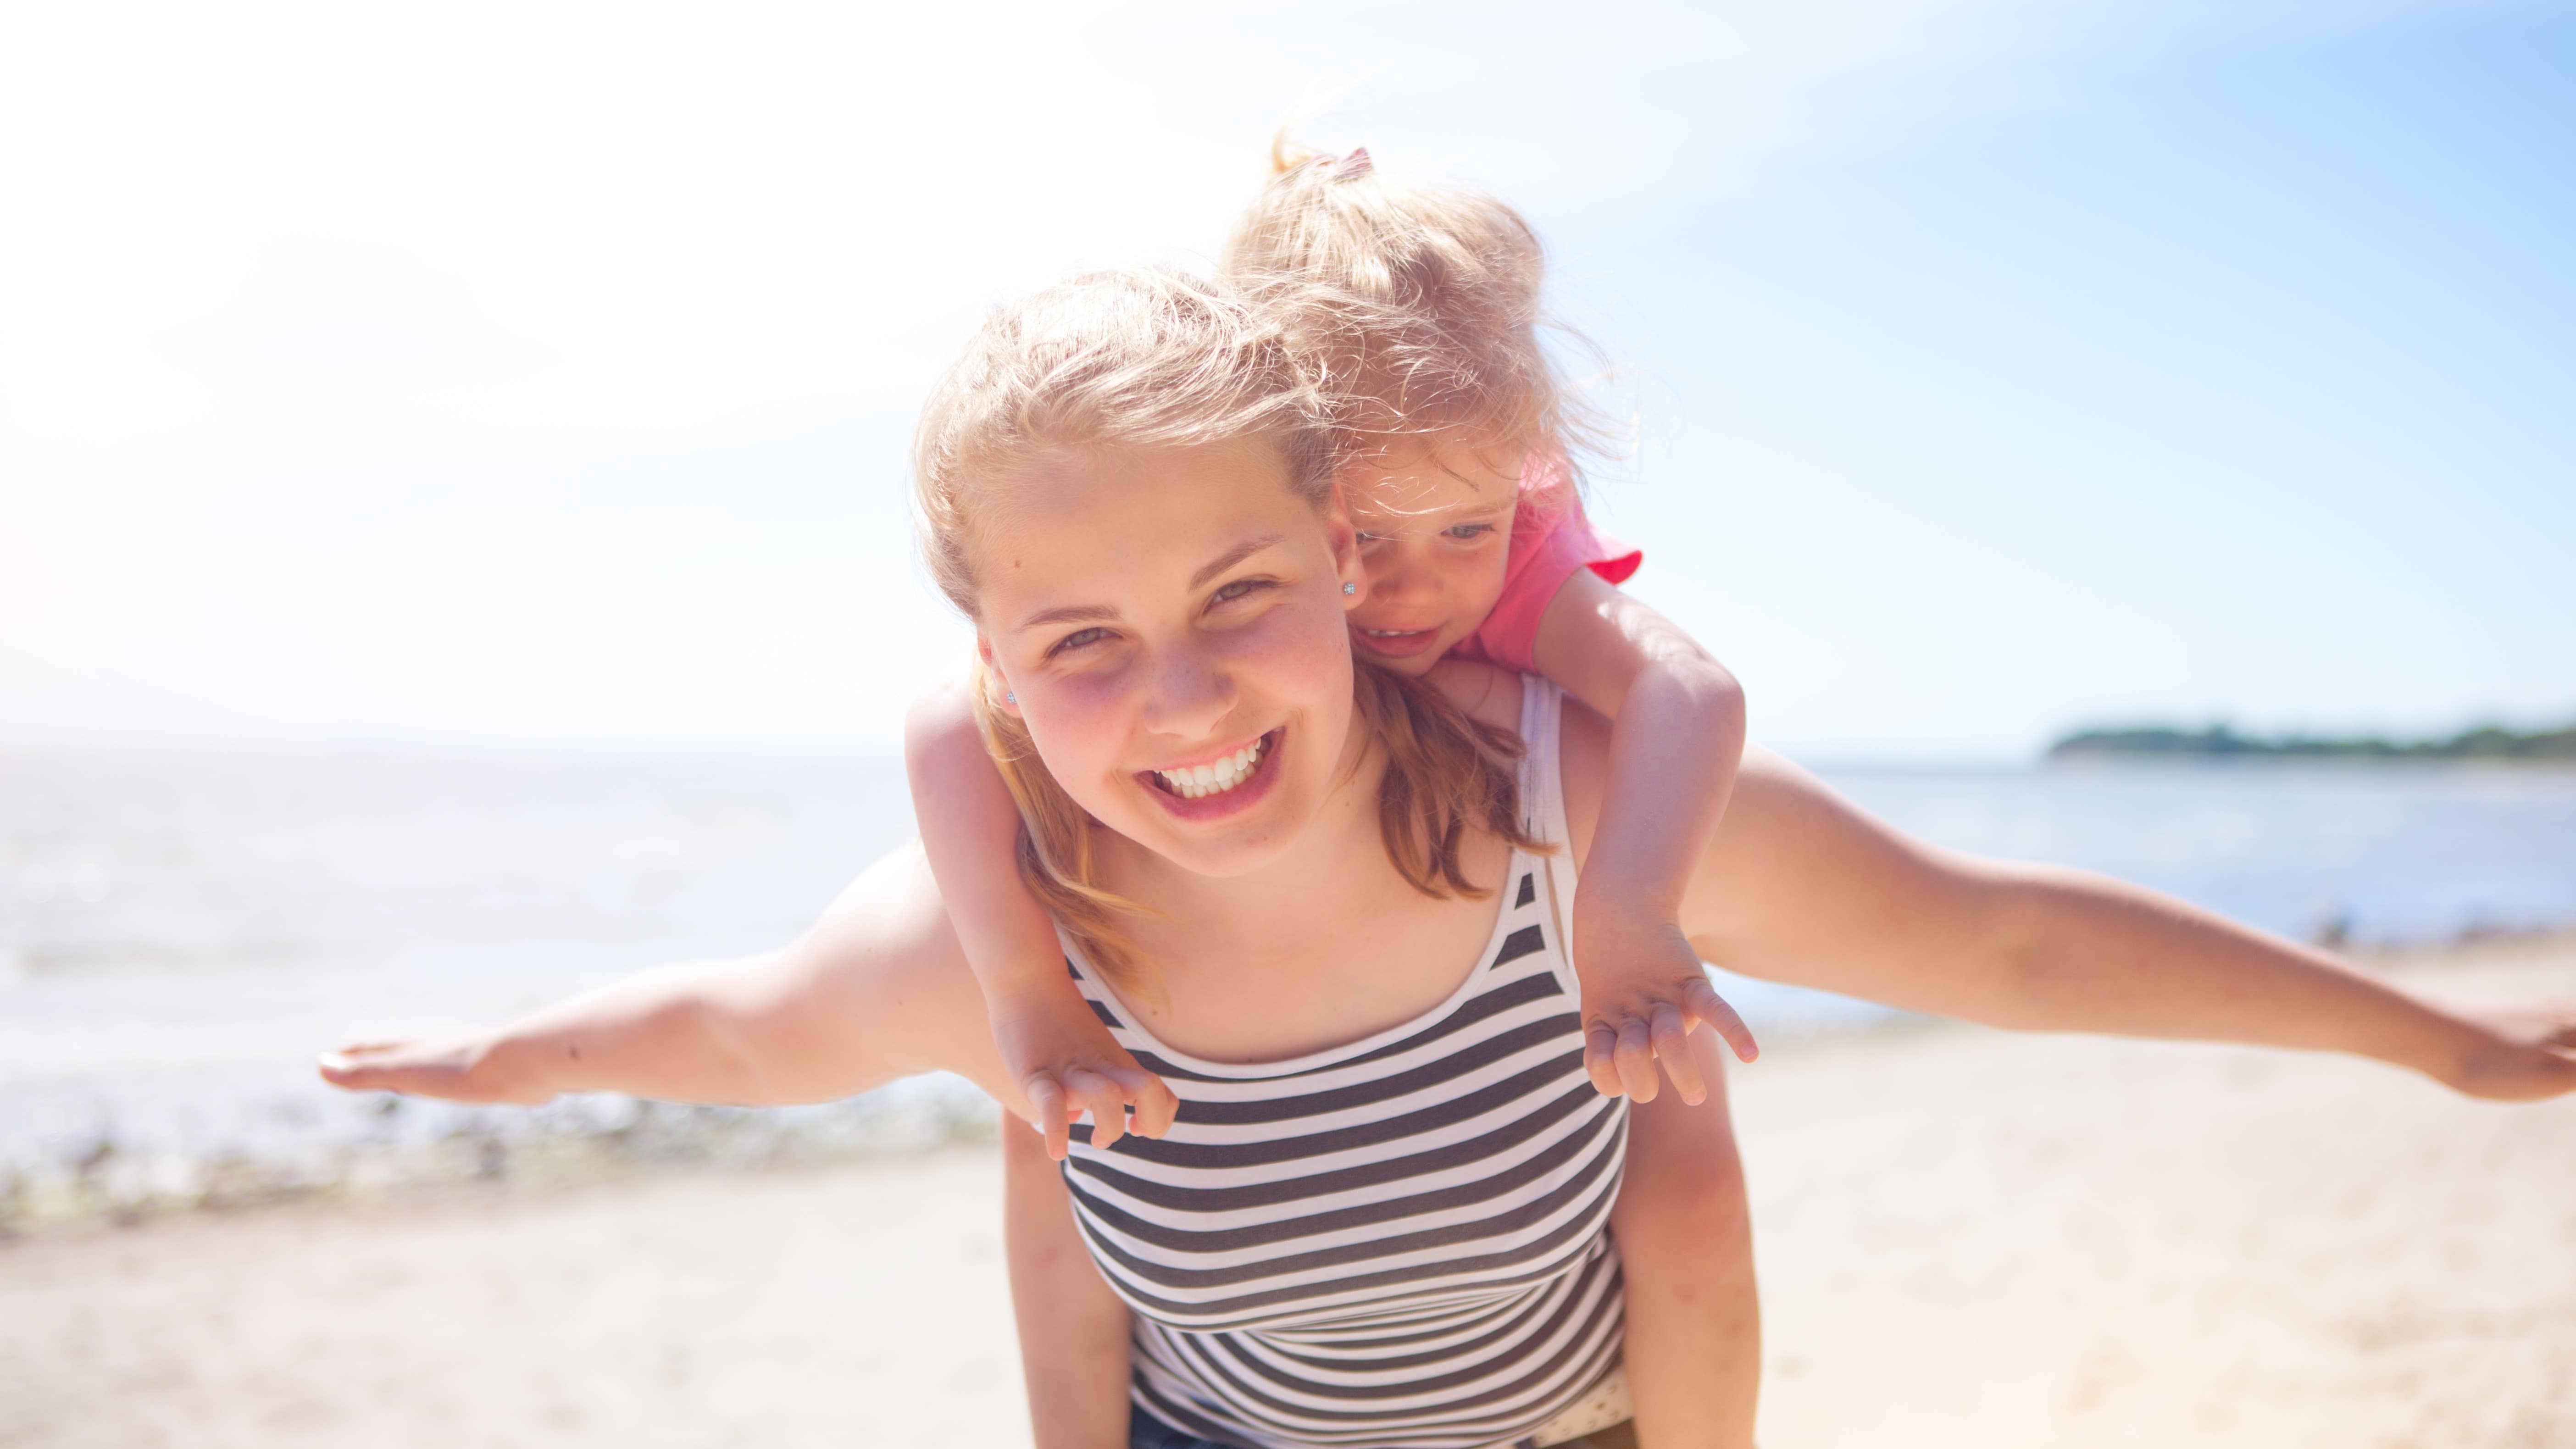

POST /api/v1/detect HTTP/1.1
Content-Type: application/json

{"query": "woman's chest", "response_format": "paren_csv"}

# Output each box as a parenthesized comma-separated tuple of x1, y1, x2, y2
(1129, 870, 1520, 1065)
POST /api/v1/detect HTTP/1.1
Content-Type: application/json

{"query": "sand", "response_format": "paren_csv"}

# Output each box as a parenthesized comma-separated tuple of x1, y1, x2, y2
(3, 938, 2570, 1448)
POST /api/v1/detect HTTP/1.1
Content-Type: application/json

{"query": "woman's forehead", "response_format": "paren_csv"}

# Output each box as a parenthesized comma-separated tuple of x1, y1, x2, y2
(969, 439, 1322, 616)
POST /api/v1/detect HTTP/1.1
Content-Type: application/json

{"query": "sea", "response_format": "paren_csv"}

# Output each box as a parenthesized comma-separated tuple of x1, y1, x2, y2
(5, 748, 2574, 1217)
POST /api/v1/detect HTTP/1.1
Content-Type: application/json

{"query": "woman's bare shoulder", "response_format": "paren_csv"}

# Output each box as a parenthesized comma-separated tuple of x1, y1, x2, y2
(1423, 658, 1527, 731)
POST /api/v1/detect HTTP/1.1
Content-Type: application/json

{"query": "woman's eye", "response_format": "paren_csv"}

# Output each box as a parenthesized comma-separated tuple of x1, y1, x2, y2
(1444, 522, 1496, 541)
(1046, 626, 1112, 657)
(1208, 577, 1275, 607)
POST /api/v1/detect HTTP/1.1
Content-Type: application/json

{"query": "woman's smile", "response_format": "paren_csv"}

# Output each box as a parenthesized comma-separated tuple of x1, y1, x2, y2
(1138, 727, 1284, 818)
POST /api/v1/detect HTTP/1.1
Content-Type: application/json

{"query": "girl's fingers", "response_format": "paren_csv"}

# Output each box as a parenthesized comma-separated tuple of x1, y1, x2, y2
(1026, 1076, 1072, 1161)
(1613, 1020, 1660, 1103)
(1066, 1069, 1127, 1151)
(1685, 977, 1760, 1064)
(1648, 1006, 1705, 1105)
(1584, 1024, 1626, 1098)
(1117, 1068, 1181, 1138)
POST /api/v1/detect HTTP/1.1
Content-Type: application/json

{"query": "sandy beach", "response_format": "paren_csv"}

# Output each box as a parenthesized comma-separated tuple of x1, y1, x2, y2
(5, 936, 2570, 1449)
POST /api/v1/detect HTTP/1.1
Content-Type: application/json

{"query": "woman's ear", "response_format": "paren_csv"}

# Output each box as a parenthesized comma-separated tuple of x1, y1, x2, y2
(1323, 481, 1369, 610)
(975, 635, 1023, 717)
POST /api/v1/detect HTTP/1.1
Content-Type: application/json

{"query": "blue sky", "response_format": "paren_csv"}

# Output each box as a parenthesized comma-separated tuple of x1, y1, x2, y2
(1, 0, 2568, 759)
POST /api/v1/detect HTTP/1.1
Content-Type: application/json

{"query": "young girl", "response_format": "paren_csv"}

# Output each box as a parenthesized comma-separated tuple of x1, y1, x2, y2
(906, 144, 1757, 1161)
(322, 266, 2576, 1449)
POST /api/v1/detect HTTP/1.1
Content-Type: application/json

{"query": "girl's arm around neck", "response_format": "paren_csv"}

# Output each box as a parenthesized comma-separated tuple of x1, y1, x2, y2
(1529, 569, 1746, 922)
(321, 845, 1019, 1111)
(906, 675, 1069, 1000)
(1531, 569, 1760, 1097)
(1647, 741, 2576, 1100)
(905, 675, 1181, 1158)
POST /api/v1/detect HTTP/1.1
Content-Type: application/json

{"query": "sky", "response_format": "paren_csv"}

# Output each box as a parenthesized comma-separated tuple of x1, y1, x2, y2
(2, 0, 2570, 761)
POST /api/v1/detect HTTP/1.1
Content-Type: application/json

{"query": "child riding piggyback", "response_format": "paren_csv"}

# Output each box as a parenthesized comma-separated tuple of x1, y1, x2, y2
(906, 143, 1759, 1156)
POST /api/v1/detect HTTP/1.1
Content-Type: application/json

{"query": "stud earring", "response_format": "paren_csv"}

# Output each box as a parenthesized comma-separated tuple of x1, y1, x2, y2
(1342, 581, 1357, 595)
(1004, 690, 1016, 705)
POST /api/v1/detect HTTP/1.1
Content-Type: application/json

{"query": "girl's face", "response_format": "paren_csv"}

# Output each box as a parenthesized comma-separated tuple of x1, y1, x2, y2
(1339, 436, 1523, 677)
(972, 438, 1368, 880)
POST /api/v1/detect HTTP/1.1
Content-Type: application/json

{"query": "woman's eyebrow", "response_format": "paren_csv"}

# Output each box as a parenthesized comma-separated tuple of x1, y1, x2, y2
(1188, 533, 1285, 589)
(1017, 602, 1118, 632)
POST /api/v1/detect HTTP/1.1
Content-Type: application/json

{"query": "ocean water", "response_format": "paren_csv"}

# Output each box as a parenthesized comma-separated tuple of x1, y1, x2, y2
(4, 748, 2573, 1207)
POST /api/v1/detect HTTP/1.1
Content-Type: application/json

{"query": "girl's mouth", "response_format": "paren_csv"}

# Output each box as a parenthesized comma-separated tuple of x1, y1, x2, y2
(1353, 624, 1445, 659)
(1140, 730, 1281, 816)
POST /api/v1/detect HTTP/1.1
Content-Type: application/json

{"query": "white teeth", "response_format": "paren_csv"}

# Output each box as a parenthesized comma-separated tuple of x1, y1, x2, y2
(1154, 735, 1270, 799)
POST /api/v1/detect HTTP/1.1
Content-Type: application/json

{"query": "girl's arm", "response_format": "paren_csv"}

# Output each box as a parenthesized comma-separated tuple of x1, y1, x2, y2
(1001, 1108, 1137, 1449)
(1641, 738, 2576, 1100)
(319, 844, 1021, 1111)
(906, 677, 1179, 1157)
(1529, 569, 1758, 1104)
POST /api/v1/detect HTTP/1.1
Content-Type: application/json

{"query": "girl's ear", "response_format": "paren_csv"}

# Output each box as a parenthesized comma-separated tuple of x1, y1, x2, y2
(1323, 481, 1368, 611)
(975, 635, 1023, 717)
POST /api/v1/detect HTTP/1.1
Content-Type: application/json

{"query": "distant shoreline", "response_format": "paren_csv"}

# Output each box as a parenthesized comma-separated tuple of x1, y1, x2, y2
(2047, 721, 2576, 764)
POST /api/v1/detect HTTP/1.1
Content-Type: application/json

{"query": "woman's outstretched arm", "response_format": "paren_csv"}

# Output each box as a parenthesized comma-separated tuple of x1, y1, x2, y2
(318, 844, 1018, 1111)
(1685, 748, 2576, 1099)
(1550, 704, 2576, 1100)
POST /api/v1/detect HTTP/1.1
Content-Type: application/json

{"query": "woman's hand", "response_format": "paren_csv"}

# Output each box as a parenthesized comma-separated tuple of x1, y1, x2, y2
(318, 1032, 550, 1105)
(2438, 1005, 2576, 1101)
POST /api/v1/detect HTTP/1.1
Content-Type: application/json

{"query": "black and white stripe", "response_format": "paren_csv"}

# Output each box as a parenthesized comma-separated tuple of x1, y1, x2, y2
(1062, 679, 1626, 1449)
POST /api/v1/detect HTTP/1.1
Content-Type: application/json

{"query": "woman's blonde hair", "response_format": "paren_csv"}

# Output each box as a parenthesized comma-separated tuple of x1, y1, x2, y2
(1219, 138, 1613, 477)
(912, 267, 1541, 989)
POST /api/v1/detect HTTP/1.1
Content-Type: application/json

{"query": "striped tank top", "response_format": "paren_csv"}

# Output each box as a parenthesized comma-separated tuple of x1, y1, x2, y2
(1061, 677, 1630, 1449)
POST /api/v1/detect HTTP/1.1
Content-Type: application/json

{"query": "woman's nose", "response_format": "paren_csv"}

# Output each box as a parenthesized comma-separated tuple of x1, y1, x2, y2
(1139, 645, 1237, 739)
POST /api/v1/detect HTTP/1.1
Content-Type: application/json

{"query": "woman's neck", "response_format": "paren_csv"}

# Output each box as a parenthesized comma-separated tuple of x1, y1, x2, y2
(1089, 701, 1516, 1064)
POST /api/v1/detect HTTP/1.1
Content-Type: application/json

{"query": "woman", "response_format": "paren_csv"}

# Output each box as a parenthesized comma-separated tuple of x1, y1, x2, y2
(322, 269, 2576, 1449)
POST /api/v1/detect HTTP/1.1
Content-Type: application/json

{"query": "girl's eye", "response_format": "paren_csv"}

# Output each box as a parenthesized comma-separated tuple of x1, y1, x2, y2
(1444, 522, 1496, 541)
(1046, 626, 1113, 658)
(1354, 531, 1390, 547)
(1209, 577, 1275, 607)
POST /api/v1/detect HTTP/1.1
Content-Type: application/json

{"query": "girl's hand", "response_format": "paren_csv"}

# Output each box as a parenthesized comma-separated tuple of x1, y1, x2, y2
(318, 1032, 549, 1105)
(990, 985, 1181, 1161)
(2440, 1005, 2576, 1101)
(1572, 896, 1759, 1105)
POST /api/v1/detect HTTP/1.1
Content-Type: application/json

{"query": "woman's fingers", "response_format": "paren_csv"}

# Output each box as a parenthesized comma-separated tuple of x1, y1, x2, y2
(1648, 1005, 1705, 1105)
(316, 1038, 491, 1099)
(1685, 976, 1760, 1064)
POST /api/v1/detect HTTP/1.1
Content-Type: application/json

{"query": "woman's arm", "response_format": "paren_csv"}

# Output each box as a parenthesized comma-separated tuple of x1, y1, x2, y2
(1552, 701, 2576, 1100)
(319, 844, 1022, 1111)
(1001, 1110, 1137, 1449)
(1654, 742, 2576, 1099)
(1529, 570, 1758, 1102)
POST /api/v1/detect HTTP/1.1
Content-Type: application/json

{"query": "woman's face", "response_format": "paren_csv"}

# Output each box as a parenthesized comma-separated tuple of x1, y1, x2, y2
(972, 437, 1368, 879)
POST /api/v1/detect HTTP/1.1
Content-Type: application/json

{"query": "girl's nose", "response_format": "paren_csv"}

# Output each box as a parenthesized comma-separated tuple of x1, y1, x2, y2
(1365, 543, 1438, 602)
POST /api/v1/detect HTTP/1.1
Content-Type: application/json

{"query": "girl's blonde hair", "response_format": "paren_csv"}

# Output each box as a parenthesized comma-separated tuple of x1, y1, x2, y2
(912, 267, 1540, 989)
(1219, 139, 1612, 474)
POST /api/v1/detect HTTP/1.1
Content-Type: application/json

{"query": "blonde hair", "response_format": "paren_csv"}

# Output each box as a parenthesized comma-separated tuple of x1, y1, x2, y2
(912, 267, 1541, 989)
(1219, 139, 1612, 477)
